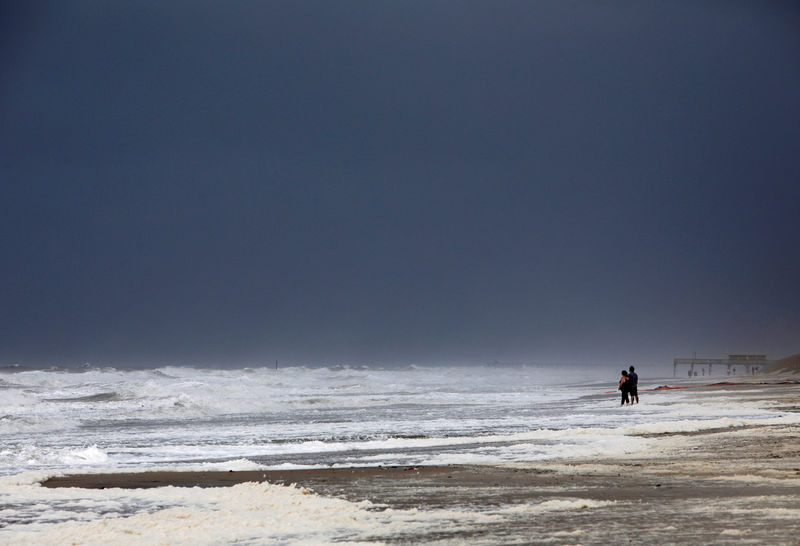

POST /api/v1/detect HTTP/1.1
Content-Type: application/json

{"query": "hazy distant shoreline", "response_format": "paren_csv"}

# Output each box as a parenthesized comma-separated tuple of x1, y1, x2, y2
(766, 353, 800, 374)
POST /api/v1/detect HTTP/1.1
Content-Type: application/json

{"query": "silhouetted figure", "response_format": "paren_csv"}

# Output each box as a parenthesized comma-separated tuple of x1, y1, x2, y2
(619, 370, 630, 406)
(628, 366, 639, 404)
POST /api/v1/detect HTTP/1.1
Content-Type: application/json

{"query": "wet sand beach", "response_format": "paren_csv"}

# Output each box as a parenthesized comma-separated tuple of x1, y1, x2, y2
(40, 380, 800, 544)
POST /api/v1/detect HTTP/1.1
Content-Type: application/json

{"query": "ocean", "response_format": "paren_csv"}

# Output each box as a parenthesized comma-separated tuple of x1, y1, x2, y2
(1, 364, 795, 544)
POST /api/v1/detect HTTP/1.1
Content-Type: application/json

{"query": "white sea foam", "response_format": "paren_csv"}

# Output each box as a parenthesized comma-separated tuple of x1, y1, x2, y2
(0, 472, 616, 545)
(1, 365, 791, 476)
(0, 364, 792, 541)
(1, 478, 382, 545)
(0, 444, 110, 469)
(720, 529, 752, 536)
(492, 498, 616, 513)
(1, 455, 631, 546)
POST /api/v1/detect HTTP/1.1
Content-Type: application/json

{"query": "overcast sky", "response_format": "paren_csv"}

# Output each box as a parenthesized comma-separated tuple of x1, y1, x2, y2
(2, 1, 799, 368)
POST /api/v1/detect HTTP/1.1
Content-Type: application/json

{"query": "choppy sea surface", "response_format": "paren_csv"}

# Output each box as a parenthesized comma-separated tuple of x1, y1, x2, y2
(1, 364, 795, 543)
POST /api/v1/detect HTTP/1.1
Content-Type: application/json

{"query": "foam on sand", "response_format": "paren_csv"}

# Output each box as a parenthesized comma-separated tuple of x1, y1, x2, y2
(2, 478, 381, 545)
(0, 470, 622, 545)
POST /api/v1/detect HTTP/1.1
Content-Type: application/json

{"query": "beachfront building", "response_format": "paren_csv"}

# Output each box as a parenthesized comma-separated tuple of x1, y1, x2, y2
(673, 353, 771, 377)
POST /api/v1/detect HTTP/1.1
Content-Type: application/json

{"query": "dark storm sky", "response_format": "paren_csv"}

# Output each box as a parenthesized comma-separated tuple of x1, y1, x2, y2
(2, 1, 799, 367)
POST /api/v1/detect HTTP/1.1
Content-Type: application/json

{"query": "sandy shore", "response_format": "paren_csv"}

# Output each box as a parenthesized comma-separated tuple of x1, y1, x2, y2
(41, 379, 800, 544)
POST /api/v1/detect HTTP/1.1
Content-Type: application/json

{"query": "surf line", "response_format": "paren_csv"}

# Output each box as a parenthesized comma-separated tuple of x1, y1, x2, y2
(602, 381, 764, 395)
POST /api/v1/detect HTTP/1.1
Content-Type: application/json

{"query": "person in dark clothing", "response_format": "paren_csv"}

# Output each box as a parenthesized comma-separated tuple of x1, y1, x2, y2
(628, 365, 639, 404)
(618, 370, 630, 406)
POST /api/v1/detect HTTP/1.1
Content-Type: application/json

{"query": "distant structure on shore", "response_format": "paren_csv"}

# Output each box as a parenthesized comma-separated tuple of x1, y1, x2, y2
(673, 353, 771, 377)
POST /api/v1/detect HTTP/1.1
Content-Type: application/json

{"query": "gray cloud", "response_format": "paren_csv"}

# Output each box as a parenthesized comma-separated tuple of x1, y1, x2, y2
(2, 1, 799, 367)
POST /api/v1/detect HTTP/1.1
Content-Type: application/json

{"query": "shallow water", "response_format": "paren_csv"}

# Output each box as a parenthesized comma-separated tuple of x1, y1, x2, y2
(1, 364, 795, 543)
(0, 364, 778, 474)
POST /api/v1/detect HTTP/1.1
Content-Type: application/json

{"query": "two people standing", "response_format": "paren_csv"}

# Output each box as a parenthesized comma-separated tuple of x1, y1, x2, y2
(618, 365, 639, 406)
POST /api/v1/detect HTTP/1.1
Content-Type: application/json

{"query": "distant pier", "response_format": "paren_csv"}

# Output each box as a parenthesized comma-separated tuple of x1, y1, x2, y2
(673, 353, 771, 377)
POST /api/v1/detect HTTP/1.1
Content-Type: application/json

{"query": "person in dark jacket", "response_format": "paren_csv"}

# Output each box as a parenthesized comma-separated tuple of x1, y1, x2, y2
(618, 370, 630, 406)
(628, 366, 639, 404)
